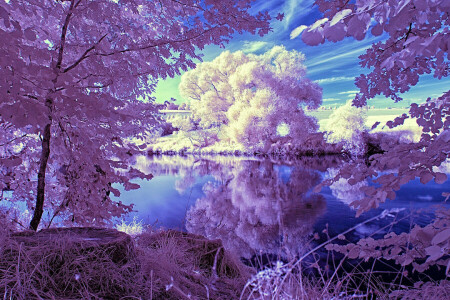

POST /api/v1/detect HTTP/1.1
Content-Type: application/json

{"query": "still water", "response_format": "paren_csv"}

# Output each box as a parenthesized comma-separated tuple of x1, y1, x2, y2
(115, 155, 449, 259)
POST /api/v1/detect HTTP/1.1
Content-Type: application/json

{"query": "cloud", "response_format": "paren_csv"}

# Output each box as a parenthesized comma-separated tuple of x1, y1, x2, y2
(307, 44, 371, 68)
(417, 195, 433, 201)
(242, 41, 271, 53)
(315, 76, 354, 84)
(338, 90, 359, 95)
(283, 0, 315, 30)
(337, 90, 359, 100)
(322, 98, 340, 102)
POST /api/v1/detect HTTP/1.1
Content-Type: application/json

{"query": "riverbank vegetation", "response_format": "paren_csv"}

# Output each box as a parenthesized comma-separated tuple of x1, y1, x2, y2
(1, 221, 448, 299)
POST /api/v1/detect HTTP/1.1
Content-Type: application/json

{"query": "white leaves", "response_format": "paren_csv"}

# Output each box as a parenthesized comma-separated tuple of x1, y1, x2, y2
(347, 13, 371, 40)
(413, 0, 428, 10)
(294, 18, 329, 45)
(394, 0, 412, 16)
(348, 246, 360, 259)
(290, 25, 307, 39)
(0, 5, 8, 20)
(180, 46, 321, 150)
(309, 18, 328, 30)
(370, 23, 383, 36)
(1, 157, 22, 168)
(425, 245, 442, 261)
(380, 56, 394, 69)
(330, 9, 352, 26)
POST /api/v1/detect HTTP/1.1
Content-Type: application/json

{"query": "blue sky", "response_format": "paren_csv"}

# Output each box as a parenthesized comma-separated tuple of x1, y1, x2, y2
(153, 0, 449, 108)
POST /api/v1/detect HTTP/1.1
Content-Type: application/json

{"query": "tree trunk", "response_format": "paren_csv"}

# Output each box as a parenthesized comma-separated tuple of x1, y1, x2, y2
(30, 100, 52, 231)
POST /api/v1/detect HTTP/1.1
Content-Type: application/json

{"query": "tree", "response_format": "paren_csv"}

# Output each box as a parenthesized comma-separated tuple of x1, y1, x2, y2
(0, 0, 271, 230)
(325, 100, 368, 155)
(293, 0, 449, 273)
(179, 46, 322, 150)
(178, 102, 189, 110)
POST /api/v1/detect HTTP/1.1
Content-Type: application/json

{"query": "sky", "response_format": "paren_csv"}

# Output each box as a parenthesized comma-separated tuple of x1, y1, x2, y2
(153, 0, 449, 108)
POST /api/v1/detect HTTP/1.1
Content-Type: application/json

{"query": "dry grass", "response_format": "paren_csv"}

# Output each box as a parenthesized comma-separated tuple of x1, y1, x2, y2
(241, 255, 450, 300)
(0, 227, 251, 299)
(135, 230, 253, 299)
(1, 225, 448, 299)
(1, 228, 138, 299)
(116, 216, 145, 236)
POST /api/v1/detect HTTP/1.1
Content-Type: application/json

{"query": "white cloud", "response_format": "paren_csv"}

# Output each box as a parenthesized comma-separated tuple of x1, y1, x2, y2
(283, 0, 315, 29)
(307, 45, 370, 68)
(322, 98, 340, 102)
(338, 90, 359, 95)
(242, 41, 271, 53)
(315, 76, 354, 84)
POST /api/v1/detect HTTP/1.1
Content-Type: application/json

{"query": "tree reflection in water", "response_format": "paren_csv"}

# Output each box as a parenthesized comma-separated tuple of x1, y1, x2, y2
(185, 159, 327, 259)
(135, 155, 341, 258)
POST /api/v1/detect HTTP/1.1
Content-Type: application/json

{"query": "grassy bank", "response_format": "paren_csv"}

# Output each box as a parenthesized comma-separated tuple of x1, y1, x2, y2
(0, 227, 251, 299)
(1, 224, 448, 299)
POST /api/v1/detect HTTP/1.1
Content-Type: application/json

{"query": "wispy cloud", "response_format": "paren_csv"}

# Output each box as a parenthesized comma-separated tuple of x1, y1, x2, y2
(315, 76, 354, 84)
(307, 45, 370, 68)
(242, 41, 271, 53)
(338, 90, 359, 95)
(304, 37, 382, 76)
(337, 90, 359, 99)
(322, 97, 340, 102)
(283, 0, 315, 30)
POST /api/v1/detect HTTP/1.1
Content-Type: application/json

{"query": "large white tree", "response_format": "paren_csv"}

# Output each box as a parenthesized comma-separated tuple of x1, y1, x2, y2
(179, 46, 322, 150)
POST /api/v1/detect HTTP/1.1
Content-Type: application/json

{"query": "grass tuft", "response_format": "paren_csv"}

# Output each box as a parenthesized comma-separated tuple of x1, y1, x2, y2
(116, 216, 145, 236)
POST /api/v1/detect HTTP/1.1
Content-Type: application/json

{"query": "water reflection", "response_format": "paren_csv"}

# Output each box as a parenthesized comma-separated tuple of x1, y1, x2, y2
(327, 168, 368, 207)
(122, 155, 449, 260)
(135, 155, 341, 258)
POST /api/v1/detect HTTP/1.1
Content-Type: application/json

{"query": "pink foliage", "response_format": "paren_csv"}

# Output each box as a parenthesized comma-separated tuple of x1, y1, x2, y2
(294, 0, 449, 105)
(0, 0, 270, 229)
(295, 0, 449, 273)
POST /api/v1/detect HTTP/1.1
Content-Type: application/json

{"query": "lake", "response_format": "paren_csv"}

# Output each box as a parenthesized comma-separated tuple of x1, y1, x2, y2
(115, 155, 449, 260)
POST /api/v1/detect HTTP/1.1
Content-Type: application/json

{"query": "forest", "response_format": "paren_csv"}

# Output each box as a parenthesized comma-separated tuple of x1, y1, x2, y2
(0, 0, 448, 299)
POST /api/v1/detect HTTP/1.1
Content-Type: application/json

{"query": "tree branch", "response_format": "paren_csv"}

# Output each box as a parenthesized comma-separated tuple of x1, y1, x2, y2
(93, 26, 221, 58)
(0, 134, 28, 147)
(63, 34, 108, 73)
(56, 0, 76, 72)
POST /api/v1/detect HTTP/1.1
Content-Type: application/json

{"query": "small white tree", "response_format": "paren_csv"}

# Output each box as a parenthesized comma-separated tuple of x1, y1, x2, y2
(325, 100, 368, 155)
